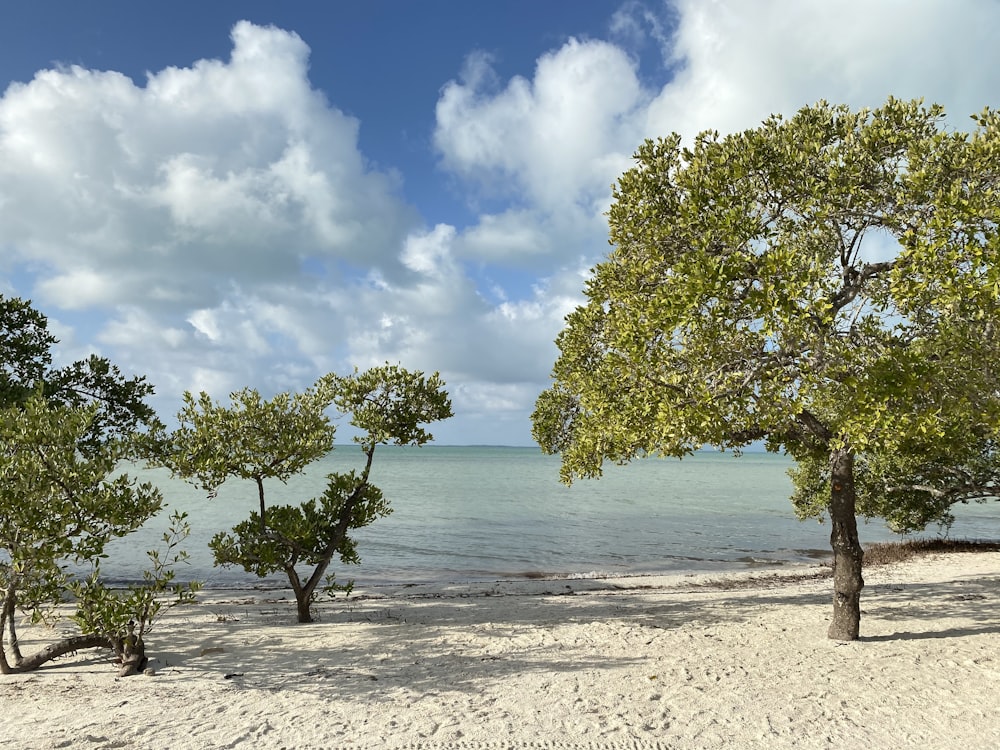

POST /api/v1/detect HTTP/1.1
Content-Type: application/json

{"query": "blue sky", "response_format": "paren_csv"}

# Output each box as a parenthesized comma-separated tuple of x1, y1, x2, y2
(2, 1, 999, 445)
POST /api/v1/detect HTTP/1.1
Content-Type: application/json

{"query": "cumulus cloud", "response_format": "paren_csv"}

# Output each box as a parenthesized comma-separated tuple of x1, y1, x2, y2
(435, 37, 648, 219)
(645, 0, 1000, 140)
(4, 4, 1000, 444)
(0, 20, 443, 424)
(0, 20, 418, 314)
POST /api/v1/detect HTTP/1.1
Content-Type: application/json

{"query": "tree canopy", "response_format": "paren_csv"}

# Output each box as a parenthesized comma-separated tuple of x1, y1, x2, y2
(532, 98, 1000, 640)
(0, 294, 158, 453)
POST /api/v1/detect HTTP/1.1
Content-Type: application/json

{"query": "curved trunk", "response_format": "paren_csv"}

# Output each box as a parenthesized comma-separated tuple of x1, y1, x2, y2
(289, 553, 332, 623)
(283, 565, 315, 624)
(827, 448, 864, 640)
(1, 633, 111, 674)
(287, 451, 375, 624)
(2, 581, 148, 675)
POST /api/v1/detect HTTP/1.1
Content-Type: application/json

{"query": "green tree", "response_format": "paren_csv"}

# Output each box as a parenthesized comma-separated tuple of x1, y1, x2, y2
(71, 511, 201, 675)
(0, 295, 189, 675)
(0, 295, 52, 407)
(0, 398, 194, 675)
(0, 294, 157, 454)
(532, 99, 1000, 640)
(156, 364, 453, 623)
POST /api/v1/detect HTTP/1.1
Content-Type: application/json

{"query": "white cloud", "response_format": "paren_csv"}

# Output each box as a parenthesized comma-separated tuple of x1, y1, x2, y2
(456, 210, 551, 262)
(36, 268, 120, 310)
(186, 308, 223, 343)
(400, 224, 456, 277)
(610, 0, 675, 56)
(645, 0, 1000, 141)
(4, 4, 1000, 445)
(435, 37, 647, 217)
(0, 21, 418, 313)
(101, 308, 187, 351)
(187, 367, 238, 400)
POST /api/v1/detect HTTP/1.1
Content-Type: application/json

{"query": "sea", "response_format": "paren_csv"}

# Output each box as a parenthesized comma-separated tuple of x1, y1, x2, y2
(99, 446, 1000, 589)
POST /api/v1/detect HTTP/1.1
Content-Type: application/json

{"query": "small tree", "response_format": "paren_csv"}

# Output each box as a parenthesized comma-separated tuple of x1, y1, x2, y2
(532, 99, 1000, 640)
(0, 295, 190, 675)
(0, 398, 195, 675)
(157, 364, 452, 623)
(71, 511, 201, 675)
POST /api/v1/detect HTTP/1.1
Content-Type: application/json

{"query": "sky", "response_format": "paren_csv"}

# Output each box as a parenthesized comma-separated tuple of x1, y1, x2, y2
(2, 0, 999, 446)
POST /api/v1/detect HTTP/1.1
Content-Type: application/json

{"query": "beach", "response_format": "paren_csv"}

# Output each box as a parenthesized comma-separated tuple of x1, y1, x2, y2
(2, 551, 998, 750)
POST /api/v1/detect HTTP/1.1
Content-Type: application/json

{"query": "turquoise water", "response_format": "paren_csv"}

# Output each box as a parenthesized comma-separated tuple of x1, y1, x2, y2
(101, 446, 1000, 587)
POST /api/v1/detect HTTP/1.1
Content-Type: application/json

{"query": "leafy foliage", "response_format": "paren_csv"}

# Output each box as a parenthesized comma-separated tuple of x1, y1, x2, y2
(0, 295, 181, 674)
(157, 380, 339, 492)
(0, 294, 159, 455)
(210, 472, 388, 577)
(157, 364, 453, 622)
(532, 98, 1000, 639)
(536, 99, 1000, 477)
(0, 296, 54, 408)
(0, 397, 164, 672)
(71, 512, 201, 675)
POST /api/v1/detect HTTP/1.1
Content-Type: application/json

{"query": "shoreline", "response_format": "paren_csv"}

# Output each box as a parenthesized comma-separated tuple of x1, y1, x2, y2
(3, 550, 999, 749)
(94, 550, 838, 590)
(95, 536, 1000, 592)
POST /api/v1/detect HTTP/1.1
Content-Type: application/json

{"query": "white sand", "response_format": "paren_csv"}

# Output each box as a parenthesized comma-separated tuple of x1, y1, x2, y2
(2, 552, 999, 750)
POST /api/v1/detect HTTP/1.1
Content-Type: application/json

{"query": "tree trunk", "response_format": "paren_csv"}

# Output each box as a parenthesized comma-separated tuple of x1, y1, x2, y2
(2, 587, 146, 676)
(294, 595, 314, 624)
(283, 565, 314, 624)
(2, 588, 24, 665)
(114, 631, 149, 677)
(1, 633, 111, 674)
(287, 499, 361, 624)
(827, 448, 864, 640)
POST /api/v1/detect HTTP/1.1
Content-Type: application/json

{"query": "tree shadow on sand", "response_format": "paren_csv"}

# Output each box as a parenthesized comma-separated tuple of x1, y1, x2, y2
(860, 574, 1000, 641)
(138, 574, 859, 699)
(143, 578, 817, 698)
(17, 567, 998, 690)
